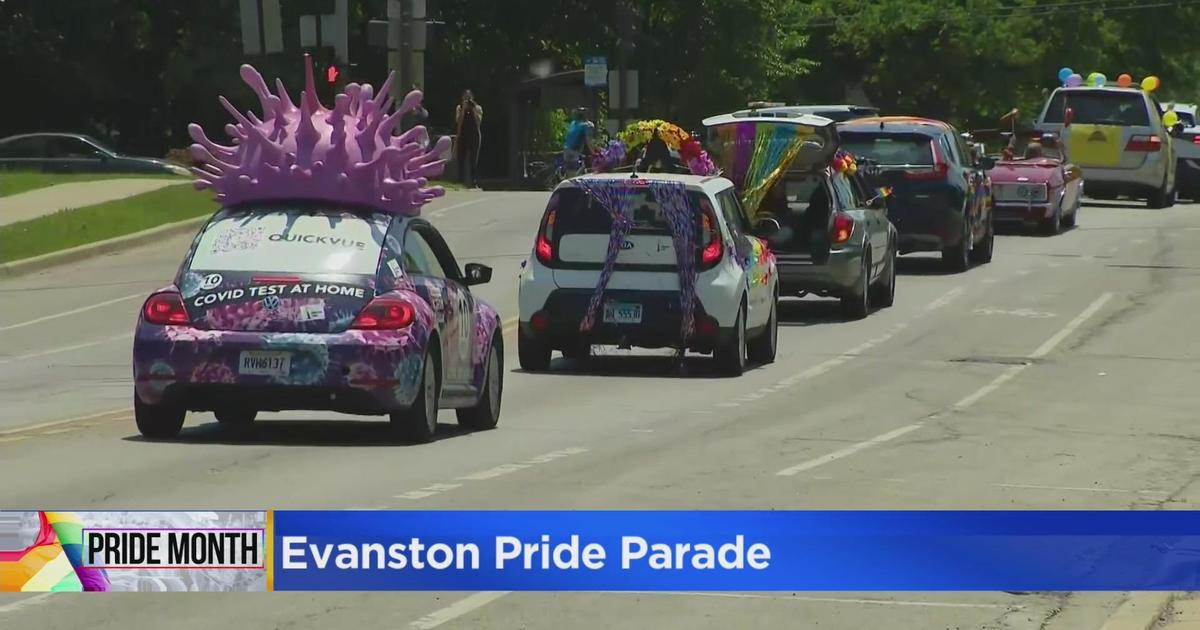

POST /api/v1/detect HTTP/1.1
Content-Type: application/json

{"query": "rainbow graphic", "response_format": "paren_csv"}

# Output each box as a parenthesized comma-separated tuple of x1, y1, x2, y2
(0, 512, 110, 592)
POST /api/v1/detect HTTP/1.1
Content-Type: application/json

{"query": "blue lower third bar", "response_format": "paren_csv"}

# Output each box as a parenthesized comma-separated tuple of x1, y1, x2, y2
(271, 511, 1200, 591)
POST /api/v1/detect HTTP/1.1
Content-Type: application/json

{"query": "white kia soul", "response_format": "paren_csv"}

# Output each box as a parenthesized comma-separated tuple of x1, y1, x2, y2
(517, 173, 779, 376)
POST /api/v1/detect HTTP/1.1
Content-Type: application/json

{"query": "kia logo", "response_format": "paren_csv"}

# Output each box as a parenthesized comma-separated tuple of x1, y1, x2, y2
(621, 241, 635, 250)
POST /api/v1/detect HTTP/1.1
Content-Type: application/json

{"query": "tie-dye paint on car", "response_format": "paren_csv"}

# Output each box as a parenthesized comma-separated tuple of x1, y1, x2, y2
(131, 58, 502, 442)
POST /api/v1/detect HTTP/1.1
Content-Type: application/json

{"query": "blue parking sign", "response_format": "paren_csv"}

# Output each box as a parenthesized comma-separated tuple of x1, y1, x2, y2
(584, 56, 608, 87)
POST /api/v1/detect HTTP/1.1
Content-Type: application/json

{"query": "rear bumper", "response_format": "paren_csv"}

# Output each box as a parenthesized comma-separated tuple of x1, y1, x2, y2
(994, 202, 1054, 225)
(1178, 158, 1200, 193)
(888, 192, 966, 254)
(132, 324, 428, 412)
(1080, 162, 1166, 193)
(521, 289, 725, 352)
(775, 247, 863, 296)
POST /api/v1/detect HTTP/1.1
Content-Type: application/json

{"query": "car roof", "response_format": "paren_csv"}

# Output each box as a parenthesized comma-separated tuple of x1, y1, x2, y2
(561, 172, 731, 193)
(839, 116, 955, 135)
(701, 111, 836, 129)
(0, 132, 99, 143)
(1050, 85, 1149, 95)
(729, 104, 877, 116)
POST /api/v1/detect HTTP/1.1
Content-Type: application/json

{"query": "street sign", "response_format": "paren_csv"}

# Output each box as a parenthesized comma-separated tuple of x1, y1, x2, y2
(585, 56, 608, 88)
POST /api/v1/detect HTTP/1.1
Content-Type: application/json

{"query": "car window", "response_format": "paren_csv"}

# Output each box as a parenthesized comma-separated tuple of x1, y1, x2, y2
(939, 135, 960, 165)
(1043, 90, 1151, 126)
(840, 133, 934, 166)
(189, 206, 388, 275)
(830, 173, 858, 210)
(716, 189, 749, 239)
(0, 137, 46, 158)
(403, 228, 448, 279)
(46, 137, 99, 159)
(550, 186, 709, 236)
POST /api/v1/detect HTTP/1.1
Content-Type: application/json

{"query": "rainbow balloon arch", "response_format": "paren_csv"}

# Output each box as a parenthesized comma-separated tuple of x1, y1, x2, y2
(591, 119, 718, 176)
(1056, 66, 1160, 92)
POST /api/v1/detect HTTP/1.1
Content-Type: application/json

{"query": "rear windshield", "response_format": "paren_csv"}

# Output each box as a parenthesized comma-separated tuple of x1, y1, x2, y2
(840, 133, 934, 166)
(550, 186, 708, 235)
(189, 207, 388, 275)
(1043, 90, 1150, 126)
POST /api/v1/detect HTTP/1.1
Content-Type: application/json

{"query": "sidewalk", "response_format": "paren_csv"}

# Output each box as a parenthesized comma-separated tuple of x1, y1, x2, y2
(0, 178, 189, 227)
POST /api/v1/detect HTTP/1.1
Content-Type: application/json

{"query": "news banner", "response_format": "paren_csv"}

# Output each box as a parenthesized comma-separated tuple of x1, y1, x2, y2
(7, 510, 1200, 592)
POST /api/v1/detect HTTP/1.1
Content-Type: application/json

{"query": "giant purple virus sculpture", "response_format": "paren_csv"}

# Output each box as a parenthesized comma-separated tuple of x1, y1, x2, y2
(189, 54, 451, 215)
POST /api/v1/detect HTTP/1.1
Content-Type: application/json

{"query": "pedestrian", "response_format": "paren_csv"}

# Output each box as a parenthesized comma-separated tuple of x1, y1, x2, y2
(455, 89, 483, 189)
(562, 108, 595, 170)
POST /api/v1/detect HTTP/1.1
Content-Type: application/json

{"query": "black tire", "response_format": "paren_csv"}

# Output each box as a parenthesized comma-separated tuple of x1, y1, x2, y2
(518, 327, 551, 371)
(389, 348, 440, 444)
(457, 338, 502, 431)
(841, 251, 871, 320)
(1148, 176, 1173, 209)
(713, 303, 747, 376)
(215, 409, 257, 432)
(747, 295, 778, 365)
(561, 341, 591, 361)
(870, 242, 897, 307)
(1041, 204, 1062, 235)
(134, 393, 185, 439)
(942, 217, 971, 272)
(970, 216, 994, 263)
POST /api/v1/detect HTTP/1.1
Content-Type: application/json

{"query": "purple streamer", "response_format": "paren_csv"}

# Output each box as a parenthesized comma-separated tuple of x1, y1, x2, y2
(575, 179, 638, 332)
(734, 122, 756, 189)
(649, 182, 699, 346)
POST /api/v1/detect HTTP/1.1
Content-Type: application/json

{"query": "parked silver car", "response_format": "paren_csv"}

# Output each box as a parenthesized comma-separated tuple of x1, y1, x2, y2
(1035, 86, 1179, 208)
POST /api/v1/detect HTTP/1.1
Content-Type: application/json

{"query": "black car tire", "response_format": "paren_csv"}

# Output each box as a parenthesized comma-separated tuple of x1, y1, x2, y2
(1042, 204, 1063, 235)
(714, 303, 747, 377)
(870, 242, 897, 307)
(135, 393, 185, 439)
(215, 409, 257, 431)
(561, 341, 591, 361)
(457, 338, 502, 431)
(1148, 176, 1173, 209)
(971, 218, 995, 263)
(841, 251, 871, 320)
(747, 294, 778, 365)
(942, 216, 972, 273)
(389, 348, 440, 444)
(518, 327, 551, 371)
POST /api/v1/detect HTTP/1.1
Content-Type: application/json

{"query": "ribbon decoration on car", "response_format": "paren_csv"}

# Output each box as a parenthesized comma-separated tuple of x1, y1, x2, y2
(575, 179, 638, 333)
(648, 181, 698, 345)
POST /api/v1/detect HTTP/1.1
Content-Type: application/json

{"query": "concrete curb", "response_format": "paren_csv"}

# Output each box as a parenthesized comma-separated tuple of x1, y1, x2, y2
(1100, 592, 1178, 630)
(0, 215, 208, 279)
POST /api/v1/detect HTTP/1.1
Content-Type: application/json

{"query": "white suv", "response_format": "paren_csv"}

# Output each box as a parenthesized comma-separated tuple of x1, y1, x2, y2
(517, 173, 779, 376)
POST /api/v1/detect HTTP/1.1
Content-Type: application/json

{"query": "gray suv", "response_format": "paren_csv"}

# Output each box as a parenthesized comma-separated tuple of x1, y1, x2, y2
(1036, 86, 1179, 208)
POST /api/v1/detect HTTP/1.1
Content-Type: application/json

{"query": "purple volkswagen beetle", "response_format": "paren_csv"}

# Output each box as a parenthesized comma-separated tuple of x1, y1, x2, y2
(132, 58, 502, 442)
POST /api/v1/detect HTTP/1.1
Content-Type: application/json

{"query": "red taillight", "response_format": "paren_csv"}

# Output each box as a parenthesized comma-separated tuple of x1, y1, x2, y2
(535, 209, 556, 265)
(699, 206, 723, 269)
(906, 140, 951, 180)
(695, 316, 719, 338)
(1192, 135, 1200, 145)
(530, 311, 549, 332)
(351, 297, 415, 330)
(1125, 135, 1162, 152)
(832, 212, 854, 244)
(143, 291, 190, 326)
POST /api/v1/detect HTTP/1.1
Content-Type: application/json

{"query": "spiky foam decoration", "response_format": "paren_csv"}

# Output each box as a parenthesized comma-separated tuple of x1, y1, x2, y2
(189, 55, 451, 215)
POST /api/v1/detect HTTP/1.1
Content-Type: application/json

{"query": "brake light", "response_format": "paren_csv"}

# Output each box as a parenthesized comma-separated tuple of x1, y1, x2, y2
(535, 209, 556, 264)
(530, 311, 549, 332)
(143, 291, 190, 326)
(1191, 135, 1200, 145)
(351, 297, 415, 329)
(1125, 135, 1161, 152)
(699, 204, 723, 269)
(905, 140, 951, 180)
(694, 316, 719, 338)
(832, 212, 854, 244)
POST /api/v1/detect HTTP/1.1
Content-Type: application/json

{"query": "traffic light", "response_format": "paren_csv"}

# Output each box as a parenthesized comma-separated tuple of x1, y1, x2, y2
(327, 65, 340, 85)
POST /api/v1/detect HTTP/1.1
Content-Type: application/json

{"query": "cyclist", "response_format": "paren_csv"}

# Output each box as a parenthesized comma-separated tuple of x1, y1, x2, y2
(563, 108, 595, 170)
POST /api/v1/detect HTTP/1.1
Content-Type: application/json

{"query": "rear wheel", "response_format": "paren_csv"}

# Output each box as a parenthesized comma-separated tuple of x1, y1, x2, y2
(714, 303, 747, 376)
(1148, 175, 1174, 209)
(747, 295, 778, 365)
(457, 339, 502, 431)
(1042, 204, 1062, 235)
(134, 393, 185, 439)
(518, 327, 551, 371)
(389, 348, 440, 443)
(971, 217, 995, 263)
(870, 242, 897, 307)
(1062, 205, 1078, 228)
(942, 217, 971, 272)
(841, 251, 871, 320)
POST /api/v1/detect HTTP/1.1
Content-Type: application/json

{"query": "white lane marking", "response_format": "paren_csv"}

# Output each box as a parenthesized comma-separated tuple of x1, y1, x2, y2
(996, 483, 1170, 496)
(776, 293, 1114, 477)
(650, 592, 1018, 609)
(776, 425, 924, 476)
(1132, 238, 1148, 244)
(395, 483, 463, 500)
(924, 286, 964, 311)
(0, 293, 143, 333)
(409, 591, 511, 629)
(973, 308, 1056, 319)
(427, 197, 492, 218)
(1030, 292, 1112, 358)
(0, 408, 130, 436)
(775, 323, 907, 389)
(0, 593, 54, 615)
(0, 333, 132, 365)
(393, 448, 589, 500)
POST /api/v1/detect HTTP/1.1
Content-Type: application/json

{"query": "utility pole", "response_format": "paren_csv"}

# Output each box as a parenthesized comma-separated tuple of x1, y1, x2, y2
(616, 2, 638, 131)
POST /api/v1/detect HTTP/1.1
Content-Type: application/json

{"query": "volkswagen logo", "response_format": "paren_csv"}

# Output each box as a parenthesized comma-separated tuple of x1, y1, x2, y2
(261, 295, 282, 311)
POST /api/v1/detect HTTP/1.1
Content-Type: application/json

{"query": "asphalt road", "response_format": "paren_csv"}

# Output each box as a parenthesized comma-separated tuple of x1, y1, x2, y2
(2, 191, 1200, 629)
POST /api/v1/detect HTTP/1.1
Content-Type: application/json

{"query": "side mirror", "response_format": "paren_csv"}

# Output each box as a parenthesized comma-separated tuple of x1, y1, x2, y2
(753, 217, 781, 238)
(978, 156, 996, 170)
(463, 262, 492, 286)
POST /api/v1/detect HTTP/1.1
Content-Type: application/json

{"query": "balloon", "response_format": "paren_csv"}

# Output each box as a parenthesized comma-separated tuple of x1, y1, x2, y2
(1058, 67, 1074, 83)
(1142, 76, 1160, 92)
(1117, 73, 1133, 88)
(1092, 73, 1107, 87)
(1164, 111, 1180, 128)
(1066, 73, 1083, 87)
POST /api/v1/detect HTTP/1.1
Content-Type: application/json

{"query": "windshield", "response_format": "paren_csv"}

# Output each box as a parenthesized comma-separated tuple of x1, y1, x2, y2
(840, 132, 934, 165)
(551, 186, 706, 235)
(1043, 90, 1150, 126)
(188, 206, 388, 275)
